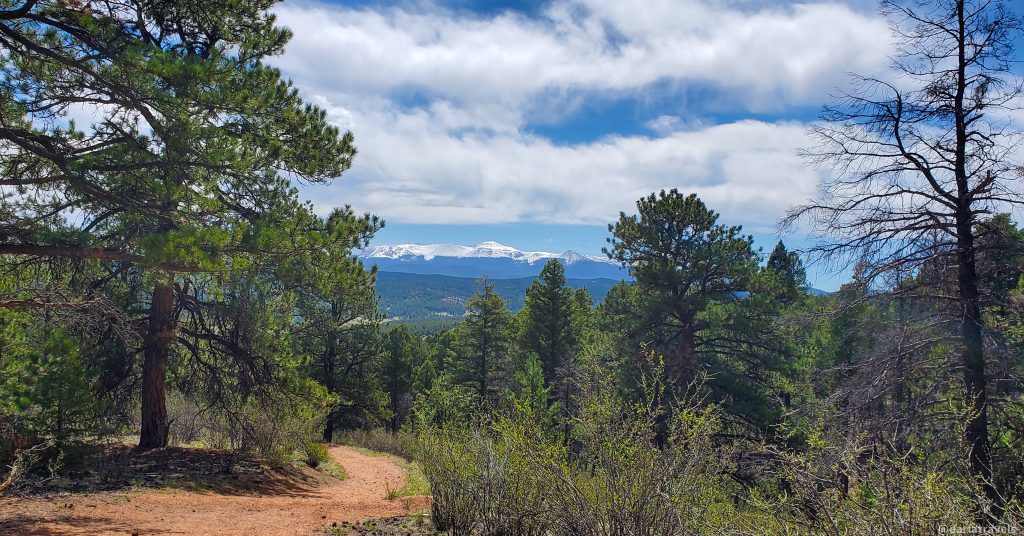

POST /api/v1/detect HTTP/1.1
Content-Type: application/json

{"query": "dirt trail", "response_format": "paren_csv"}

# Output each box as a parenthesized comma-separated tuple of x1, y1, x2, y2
(0, 445, 429, 536)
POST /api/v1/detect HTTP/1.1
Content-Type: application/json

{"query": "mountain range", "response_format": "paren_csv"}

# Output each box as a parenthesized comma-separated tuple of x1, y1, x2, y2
(360, 241, 627, 280)
(359, 242, 627, 323)
(360, 242, 827, 325)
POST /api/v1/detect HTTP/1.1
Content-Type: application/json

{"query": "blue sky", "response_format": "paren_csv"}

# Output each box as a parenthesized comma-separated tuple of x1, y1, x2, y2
(267, 0, 979, 290)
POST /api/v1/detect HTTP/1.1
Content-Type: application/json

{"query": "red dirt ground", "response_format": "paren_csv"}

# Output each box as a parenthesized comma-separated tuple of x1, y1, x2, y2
(0, 445, 430, 536)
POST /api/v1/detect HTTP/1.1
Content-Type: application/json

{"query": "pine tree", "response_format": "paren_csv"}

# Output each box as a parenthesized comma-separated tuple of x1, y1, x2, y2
(458, 280, 512, 405)
(605, 190, 788, 427)
(381, 326, 424, 431)
(518, 260, 591, 440)
(505, 354, 559, 433)
(0, 1, 361, 448)
(289, 211, 383, 441)
(766, 241, 808, 302)
(605, 190, 760, 389)
(521, 260, 575, 386)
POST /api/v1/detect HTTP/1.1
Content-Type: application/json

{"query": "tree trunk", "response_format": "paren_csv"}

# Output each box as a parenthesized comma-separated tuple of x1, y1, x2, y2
(323, 409, 336, 443)
(956, 227, 998, 512)
(138, 280, 175, 449)
(321, 330, 338, 443)
(673, 324, 698, 393)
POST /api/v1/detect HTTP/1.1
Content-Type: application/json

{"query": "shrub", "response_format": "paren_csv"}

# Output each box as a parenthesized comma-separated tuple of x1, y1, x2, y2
(304, 442, 330, 468)
(416, 427, 487, 535)
(734, 432, 1006, 535)
(414, 377, 733, 536)
(184, 380, 331, 467)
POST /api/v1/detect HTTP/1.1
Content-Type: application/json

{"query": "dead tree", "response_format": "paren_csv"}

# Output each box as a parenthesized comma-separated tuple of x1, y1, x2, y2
(784, 0, 1023, 515)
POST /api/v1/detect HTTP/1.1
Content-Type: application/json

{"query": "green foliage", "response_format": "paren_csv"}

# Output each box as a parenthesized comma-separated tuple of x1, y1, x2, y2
(606, 190, 760, 304)
(334, 428, 418, 461)
(455, 280, 514, 404)
(198, 379, 332, 466)
(374, 272, 617, 322)
(381, 326, 424, 430)
(519, 260, 576, 385)
(304, 442, 330, 468)
(286, 213, 386, 439)
(0, 0, 363, 273)
(396, 460, 431, 497)
(503, 354, 559, 434)
(0, 313, 104, 444)
(766, 240, 808, 302)
(412, 371, 477, 429)
(603, 190, 790, 428)
(416, 367, 734, 535)
(737, 432, 1006, 535)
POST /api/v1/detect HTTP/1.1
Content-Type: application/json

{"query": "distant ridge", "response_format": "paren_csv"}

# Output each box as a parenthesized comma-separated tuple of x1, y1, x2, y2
(374, 271, 620, 322)
(359, 241, 627, 280)
(361, 241, 615, 264)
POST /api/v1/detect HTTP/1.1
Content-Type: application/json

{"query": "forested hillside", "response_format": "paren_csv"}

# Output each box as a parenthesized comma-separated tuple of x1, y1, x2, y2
(1, 0, 1023, 534)
(374, 271, 619, 321)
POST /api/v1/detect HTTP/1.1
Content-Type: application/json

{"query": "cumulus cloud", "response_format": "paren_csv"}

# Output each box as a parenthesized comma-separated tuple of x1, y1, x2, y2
(276, 0, 889, 111)
(271, 0, 891, 228)
(306, 99, 821, 229)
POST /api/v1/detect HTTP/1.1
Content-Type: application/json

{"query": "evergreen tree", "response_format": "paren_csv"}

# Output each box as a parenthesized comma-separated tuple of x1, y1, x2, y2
(0, 321, 102, 444)
(518, 261, 594, 440)
(381, 325, 424, 431)
(605, 190, 759, 389)
(605, 190, 788, 427)
(290, 211, 383, 441)
(504, 354, 559, 434)
(0, 1, 362, 448)
(457, 280, 512, 404)
(520, 260, 575, 386)
(766, 241, 808, 302)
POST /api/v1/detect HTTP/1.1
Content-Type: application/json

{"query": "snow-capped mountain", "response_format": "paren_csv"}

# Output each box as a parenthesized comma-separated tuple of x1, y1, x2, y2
(361, 241, 613, 264)
(359, 242, 627, 280)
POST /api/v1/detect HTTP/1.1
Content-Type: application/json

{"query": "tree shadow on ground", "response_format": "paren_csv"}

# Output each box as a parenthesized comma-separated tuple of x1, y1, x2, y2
(9, 444, 329, 498)
(0, 512, 153, 535)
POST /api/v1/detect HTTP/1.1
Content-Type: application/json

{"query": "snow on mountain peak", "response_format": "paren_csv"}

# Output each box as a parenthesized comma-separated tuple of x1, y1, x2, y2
(360, 242, 615, 265)
(474, 241, 512, 249)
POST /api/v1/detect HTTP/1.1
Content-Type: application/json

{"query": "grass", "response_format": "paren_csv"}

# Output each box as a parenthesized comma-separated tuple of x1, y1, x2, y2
(318, 459, 348, 481)
(289, 447, 348, 480)
(396, 461, 430, 497)
(304, 442, 331, 468)
(346, 446, 389, 458)
(384, 459, 430, 499)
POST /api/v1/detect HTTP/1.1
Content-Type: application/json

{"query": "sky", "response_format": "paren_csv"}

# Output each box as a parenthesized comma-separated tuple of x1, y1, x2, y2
(267, 0, 901, 290)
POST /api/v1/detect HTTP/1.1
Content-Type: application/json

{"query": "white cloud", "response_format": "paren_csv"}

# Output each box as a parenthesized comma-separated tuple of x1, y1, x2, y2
(276, 0, 889, 111)
(306, 97, 819, 229)
(271, 0, 890, 227)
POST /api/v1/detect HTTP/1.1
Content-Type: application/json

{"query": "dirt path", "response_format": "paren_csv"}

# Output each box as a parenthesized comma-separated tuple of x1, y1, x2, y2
(0, 445, 430, 536)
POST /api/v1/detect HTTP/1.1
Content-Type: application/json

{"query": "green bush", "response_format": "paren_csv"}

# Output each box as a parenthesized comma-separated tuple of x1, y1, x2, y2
(304, 441, 330, 468)
(734, 432, 1015, 535)
(0, 318, 107, 444)
(416, 427, 488, 535)
(414, 375, 732, 536)
(186, 385, 328, 467)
